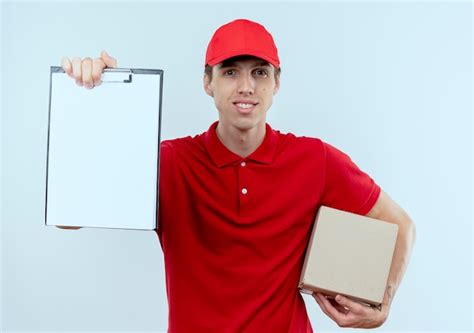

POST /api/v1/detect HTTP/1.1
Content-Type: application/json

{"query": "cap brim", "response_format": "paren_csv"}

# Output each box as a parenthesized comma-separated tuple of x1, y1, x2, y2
(207, 51, 280, 69)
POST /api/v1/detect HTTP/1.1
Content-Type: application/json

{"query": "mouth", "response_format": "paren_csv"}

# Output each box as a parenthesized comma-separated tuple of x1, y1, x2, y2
(233, 102, 258, 114)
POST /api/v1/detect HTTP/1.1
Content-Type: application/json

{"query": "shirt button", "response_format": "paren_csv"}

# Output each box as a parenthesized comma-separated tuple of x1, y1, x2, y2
(241, 188, 248, 195)
(240, 161, 246, 167)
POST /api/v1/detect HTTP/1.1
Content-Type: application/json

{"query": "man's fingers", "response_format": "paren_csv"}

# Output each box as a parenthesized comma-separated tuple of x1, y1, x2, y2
(71, 57, 83, 86)
(314, 294, 337, 322)
(334, 295, 364, 315)
(56, 226, 82, 230)
(315, 293, 385, 328)
(101, 50, 117, 68)
(61, 57, 73, 77)
(81, 57, 93, 89)
(92, 58, 105, 86)
(328, 298, 350, 314)
(316, 293, 350, 327)
(62, 52, 116, 88)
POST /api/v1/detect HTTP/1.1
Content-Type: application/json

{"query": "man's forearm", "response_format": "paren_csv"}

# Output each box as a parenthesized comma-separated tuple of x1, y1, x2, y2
(382, 217, 416, 309)
(365, 190, 417, 312)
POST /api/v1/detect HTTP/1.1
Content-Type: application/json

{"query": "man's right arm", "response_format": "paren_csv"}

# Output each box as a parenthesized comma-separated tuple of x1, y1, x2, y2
(56, 50, 118, 231)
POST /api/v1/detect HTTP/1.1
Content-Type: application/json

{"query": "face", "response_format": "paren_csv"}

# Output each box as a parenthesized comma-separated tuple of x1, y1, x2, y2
(203, 56, 280, 133)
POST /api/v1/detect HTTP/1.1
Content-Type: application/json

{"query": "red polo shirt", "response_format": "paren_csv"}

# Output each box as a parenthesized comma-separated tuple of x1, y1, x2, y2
(157, 121, 380, 333)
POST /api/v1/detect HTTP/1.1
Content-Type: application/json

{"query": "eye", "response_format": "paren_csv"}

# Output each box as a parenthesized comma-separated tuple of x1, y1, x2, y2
(223, 69, 236, 76)
(254, 68, 269, 77)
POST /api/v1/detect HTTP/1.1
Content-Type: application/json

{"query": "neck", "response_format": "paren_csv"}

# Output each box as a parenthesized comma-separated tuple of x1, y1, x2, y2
(216, 122, 266, 158)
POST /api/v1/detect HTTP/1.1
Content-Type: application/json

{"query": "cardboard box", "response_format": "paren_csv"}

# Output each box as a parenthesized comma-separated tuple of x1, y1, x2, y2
(298, 206, 398, 307)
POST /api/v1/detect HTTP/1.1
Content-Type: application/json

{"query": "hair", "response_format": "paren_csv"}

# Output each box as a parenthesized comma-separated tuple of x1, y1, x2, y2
(204, 56, 281, 82)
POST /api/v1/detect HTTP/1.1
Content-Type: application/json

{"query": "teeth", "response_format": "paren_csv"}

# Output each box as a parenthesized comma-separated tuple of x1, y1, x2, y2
(236, 103, 254, 109)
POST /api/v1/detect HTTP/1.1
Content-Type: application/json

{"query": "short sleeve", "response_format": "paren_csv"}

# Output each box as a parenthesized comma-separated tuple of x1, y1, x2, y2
(320, 142, 381, 215)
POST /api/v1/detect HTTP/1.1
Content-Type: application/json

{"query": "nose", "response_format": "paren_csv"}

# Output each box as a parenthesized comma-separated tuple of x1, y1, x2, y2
(237, 73, 255, 95)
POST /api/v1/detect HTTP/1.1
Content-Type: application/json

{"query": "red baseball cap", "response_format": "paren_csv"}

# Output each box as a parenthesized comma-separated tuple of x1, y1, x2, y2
(205, 19, 280, 69)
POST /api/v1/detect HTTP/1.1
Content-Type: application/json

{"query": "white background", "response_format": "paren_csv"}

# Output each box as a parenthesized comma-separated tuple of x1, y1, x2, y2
(1, 1, 472, 332)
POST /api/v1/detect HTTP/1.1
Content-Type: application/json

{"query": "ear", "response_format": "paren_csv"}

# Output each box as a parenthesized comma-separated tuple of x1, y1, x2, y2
(203, 74, 214, 97)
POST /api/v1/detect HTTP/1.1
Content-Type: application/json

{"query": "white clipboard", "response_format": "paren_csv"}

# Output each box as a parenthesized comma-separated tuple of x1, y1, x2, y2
(45, 66, 163, 230)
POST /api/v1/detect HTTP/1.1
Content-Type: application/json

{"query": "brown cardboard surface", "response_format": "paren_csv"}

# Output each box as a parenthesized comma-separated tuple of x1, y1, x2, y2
(298, 206, 398, 307)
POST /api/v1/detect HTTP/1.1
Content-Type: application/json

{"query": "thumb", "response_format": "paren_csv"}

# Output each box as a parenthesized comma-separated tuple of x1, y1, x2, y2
(100, 50, 117, 68)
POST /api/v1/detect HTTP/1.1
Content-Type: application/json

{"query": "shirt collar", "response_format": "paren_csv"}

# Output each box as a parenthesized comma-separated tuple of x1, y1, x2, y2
(204, 121, 279, 168)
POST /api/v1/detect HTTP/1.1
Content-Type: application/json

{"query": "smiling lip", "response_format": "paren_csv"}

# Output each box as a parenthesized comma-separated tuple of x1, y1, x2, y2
(233, 101, 258, 114)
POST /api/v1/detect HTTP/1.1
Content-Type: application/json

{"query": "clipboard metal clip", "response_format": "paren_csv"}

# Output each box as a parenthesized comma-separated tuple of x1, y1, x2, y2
(101, 69, 133, 84)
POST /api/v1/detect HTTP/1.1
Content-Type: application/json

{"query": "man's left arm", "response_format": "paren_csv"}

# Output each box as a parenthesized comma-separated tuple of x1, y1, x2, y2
(313, 190, 416, 328)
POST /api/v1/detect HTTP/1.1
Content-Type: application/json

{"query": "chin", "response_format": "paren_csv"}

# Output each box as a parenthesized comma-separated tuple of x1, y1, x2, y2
(232, 119, 262, 132)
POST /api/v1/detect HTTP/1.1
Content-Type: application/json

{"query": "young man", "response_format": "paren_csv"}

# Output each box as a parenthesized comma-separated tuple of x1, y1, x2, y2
(61, 19, 415, 332)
